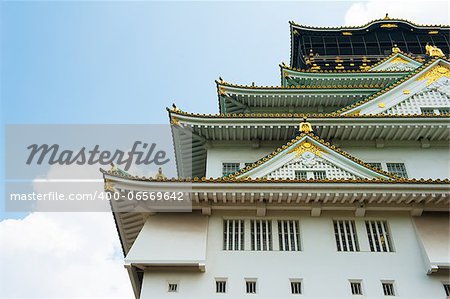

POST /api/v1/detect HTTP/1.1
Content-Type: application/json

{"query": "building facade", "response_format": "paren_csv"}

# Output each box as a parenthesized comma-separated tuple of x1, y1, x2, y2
(103, 17, 450, 298)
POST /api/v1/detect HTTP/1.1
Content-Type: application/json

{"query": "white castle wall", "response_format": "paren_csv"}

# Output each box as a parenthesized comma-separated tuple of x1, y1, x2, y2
(205, 143, 450, 179)
(138, 210, 449, 298)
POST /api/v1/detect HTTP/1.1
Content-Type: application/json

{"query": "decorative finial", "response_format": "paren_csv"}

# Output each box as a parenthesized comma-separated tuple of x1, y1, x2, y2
(219, 76, 223, 82)
(425, 43, 445, 57)
(252, 82, 255, 86)
(155, 167, 166, 180)
(172, 103, 180, 112)
(110, 162, 117, 172)
(392, 44, 401, 53)
(384, 13, 390, 20)
(299, 118, 313, 133)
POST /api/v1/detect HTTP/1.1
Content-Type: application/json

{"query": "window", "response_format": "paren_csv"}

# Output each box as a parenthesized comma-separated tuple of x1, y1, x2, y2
(421, 108, 436, 115)
(421, 107, 450, 115)
(382, 282, 395, 296)
(290, 281, 302, 294)
(168, 283, 178, 292)
(223, 220, 245, 250)
(368, 162, 382, 170)
(366, 221, 393, 252)
(313, 171, 326, 179)
(246, 280, 257, 294)
(251, 220, 272, 251)
(216, 280, 226, 293)
(222, 162, 240, 176)
(350, 281, 363, 295)
(333, 220, 360, 252)
(439, 108, 450, 115)
(278, 220, 301, 251)
(386, 163, 408, 178)
(444, 284, 450, 296)
(295, 171, 307, 179)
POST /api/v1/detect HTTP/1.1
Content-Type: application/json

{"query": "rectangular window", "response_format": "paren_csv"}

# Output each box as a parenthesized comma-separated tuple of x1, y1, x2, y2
(438, 107, 450, 115)
(368, 162, 382, 170)
(250, 220, 272, 251)
(222, 162, 240, 176)
(246, 280, 257, 294)
(295, 171, 307, 179)
(223, 220, 244, 250)
(290, 281, 302, 294)
(421, 108, 436, 115)
(444, 284, 450, 296)
(366, 221, 393, 252)
(216, 280, 226, 293)
(386, 163, 408, 178)
(350, 281, 363, 295)
(382, 282, 395, 296)
(333, 220, 360, 252)
(278, 220, 301, 251)
(313, 171, 326, 180)
(168, 283, 178, 293)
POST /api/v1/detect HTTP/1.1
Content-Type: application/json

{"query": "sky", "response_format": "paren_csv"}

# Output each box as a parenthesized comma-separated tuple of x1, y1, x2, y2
(1, 1, 448, 298)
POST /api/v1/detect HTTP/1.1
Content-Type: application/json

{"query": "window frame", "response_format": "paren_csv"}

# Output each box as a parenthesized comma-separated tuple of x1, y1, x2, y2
(167, 281, 179, 293)
(366, 220, 394, 252)
(223, 219, 245, 251)
(215, 278, 227, 294)
(349, 279, 363, 296)
(245, 278, 257, 294)
(289, 279, 303, 295)
(333, 220, 360, 252)
(381, 281, 396, 296)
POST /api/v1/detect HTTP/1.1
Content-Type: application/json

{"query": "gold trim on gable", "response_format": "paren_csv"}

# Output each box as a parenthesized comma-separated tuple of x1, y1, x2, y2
(416, 65, 450, 86)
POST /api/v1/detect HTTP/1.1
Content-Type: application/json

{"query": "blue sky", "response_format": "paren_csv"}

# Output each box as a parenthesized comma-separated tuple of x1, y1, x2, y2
(1, 1, 353, 220)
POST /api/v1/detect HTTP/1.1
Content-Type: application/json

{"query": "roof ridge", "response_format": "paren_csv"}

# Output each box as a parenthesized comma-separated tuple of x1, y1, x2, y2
(289, 18, 450, 30)
(217, 80, 383, 90)
(167, 108, 450, 119)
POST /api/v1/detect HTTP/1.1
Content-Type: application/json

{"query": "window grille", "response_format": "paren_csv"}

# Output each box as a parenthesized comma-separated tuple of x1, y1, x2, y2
(222, 163, 240, 176)
(295, 171, 307, 179)
(168, 283, 178, 292)
(246, 281, 257, 294)
(333, 220, 360, 252)
(313, 171, 326, 179)
(278, 220, 301, 251)
(216, 280, 226, 293)
(421, 108, 436, 115)
(250, 220, 272, 251)
(386, 163, 408, 178)
(350, 282, 363, 295)
(438, 107, 450, 114)
(443, 284, 450, 296)
(382, 282, 395, 296)
(366, 221, 393, 252)
(291, 281, 302, 294)
(223, 220, 244, 250)
(368, 162, 382, 170)
(267, 158, 356, 180)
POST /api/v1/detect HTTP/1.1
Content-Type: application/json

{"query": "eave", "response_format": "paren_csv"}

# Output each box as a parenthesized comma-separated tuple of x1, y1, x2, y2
(169, 110, 450, 178)
(217, 81, 378, 114)
(280, 64, 407, 87)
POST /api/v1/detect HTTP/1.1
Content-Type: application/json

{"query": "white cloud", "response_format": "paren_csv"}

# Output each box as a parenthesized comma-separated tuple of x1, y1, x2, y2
(344, 0, 449, 26)
(0, 212, 133, 298)
(1, 164, 133, 298)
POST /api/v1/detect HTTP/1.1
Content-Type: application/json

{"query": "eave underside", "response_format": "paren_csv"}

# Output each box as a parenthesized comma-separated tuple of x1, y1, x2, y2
(170, 115, 450, 177)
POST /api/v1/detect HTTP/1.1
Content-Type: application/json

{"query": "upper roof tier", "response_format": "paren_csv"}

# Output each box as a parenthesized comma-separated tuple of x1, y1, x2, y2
(290, 16, 450, 70)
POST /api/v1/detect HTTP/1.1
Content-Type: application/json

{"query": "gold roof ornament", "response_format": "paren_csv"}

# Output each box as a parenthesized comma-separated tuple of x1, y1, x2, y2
(289, 141, 323, 157)
(383, 13, 390, 20)
(425, 43, 445, 57)
(416, 64, 450, 86)
(155, 167, 166, 180)
(299, 118, 313, 133)
(392, 44, 401, 53)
